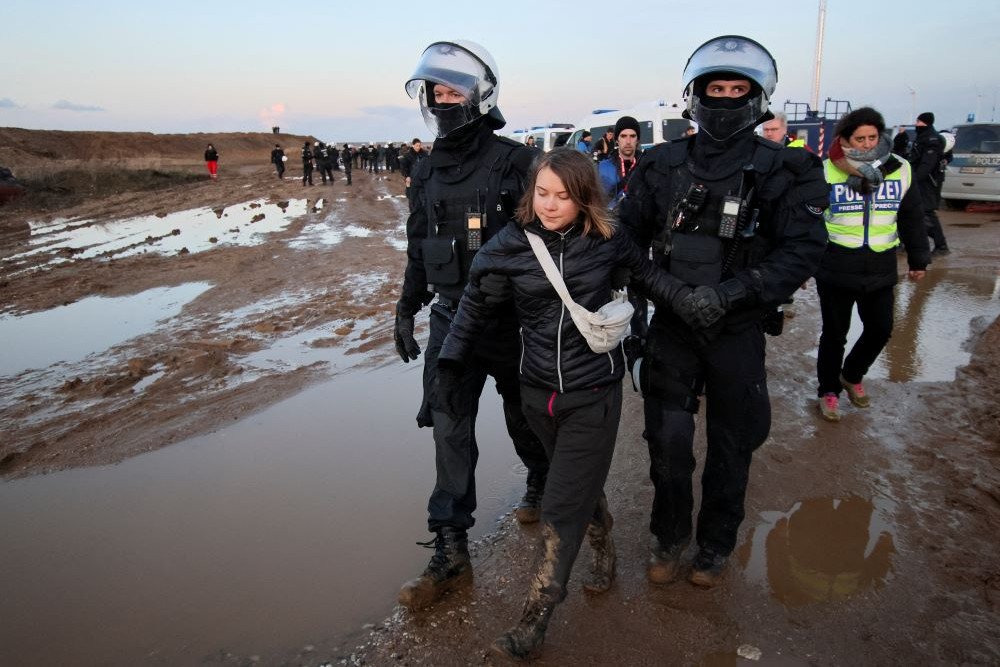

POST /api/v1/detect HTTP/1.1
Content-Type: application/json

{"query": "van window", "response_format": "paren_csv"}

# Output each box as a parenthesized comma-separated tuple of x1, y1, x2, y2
(662, 119, 690, 141)
(954, 124, 1000, 153)
(552, 132, 572, 148)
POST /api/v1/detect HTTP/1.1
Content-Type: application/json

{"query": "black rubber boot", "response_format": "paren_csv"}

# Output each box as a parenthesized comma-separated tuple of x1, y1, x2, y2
(397, 527, 471, 610)
(491, 524, 563, 661)
(490, 593, 556, 661)
(514, 471, 546, 524)
(582, 501, 615, 594)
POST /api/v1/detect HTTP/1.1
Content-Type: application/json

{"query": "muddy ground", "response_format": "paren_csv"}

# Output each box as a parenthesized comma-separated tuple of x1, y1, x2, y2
(1, 132, 999, 666)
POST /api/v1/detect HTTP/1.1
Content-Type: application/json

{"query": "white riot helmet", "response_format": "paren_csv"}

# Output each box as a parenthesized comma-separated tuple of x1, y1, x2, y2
(682, 35, 778, 141)
(405, 40, 504, 138)
(940, 131, 956, 153)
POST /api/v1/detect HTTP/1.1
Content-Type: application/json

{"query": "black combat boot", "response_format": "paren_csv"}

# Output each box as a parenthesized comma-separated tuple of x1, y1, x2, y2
(397, 527, 471, 610)
(582, 505, 615, 594)
(514, 471, 546, 524)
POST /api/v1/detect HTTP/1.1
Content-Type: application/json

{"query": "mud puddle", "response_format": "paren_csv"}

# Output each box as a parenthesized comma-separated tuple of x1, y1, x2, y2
(805, 267, 1000, 382)
(0, 281, 212, 377)
(737, 495, 896, 608)
(4, 199, 310, 269)
(0, 361, 528, 666)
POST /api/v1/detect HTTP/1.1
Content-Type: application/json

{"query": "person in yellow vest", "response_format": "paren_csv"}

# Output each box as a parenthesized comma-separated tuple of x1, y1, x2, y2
(815, 107, 930, 421)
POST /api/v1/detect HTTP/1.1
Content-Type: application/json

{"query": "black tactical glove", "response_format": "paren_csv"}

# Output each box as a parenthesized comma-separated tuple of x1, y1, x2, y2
(393, 313, 420, 362)
(622, 334, 644, 373)
(687, 285, 727, 329)
(478, 272, 512, 306)
(435, 359, 466, 421)
(610, 266, 631, 289)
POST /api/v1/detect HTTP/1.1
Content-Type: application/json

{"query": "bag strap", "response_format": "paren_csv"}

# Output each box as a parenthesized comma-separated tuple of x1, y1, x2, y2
(526, 231, 580, 310)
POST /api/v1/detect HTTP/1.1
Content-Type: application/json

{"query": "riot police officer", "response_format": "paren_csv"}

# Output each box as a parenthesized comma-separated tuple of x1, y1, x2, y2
(393, 40, 549, 611)
(621, 35, 829, 588)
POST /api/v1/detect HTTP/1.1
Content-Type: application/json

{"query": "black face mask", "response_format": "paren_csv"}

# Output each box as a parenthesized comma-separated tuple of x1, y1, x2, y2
(428, 102, 477, 138)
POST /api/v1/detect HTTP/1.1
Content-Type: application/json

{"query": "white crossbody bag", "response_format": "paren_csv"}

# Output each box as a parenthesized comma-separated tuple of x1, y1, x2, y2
(526, 231, 634, 354)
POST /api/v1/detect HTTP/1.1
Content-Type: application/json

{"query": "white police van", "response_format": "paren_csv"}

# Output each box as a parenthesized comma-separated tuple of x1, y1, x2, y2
(506, 123, 575, 152)
(565, 101, 693, 153)
(941, 123, 1000, 206)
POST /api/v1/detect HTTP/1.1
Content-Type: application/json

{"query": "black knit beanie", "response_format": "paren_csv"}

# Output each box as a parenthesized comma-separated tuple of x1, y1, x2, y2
(614, 115, 641, 139)
(917, 112, 935, 125)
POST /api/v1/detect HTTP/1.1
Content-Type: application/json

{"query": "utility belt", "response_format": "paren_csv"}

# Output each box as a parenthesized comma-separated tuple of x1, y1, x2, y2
(435, 294, 460, 312)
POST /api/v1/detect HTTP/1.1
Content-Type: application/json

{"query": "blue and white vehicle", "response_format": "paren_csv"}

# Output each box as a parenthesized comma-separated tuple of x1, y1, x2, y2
(565, 101, 692, 153)
(942, 123, 1000, 205)
(506, 123, 575, 152)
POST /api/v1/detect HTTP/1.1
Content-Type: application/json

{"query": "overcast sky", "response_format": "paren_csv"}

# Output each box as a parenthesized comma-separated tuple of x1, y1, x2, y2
(2, 0, 998, 142)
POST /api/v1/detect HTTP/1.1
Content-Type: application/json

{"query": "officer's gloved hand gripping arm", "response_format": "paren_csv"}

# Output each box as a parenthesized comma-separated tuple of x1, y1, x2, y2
(394, 200, 434, 363)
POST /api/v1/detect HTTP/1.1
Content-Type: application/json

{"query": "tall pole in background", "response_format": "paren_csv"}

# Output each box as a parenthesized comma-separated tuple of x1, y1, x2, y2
(810, 0, 827, 112)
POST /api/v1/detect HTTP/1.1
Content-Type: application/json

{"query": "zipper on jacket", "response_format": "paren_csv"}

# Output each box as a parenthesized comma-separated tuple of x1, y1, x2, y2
(519, 328, 525, 375)
(555, 231, 569, 394)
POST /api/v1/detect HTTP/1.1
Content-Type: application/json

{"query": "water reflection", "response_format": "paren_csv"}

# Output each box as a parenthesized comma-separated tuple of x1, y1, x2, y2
(0, 362, 525, 666)
(738, 496, 895, 607)
(842, 268, 1000, 382)
(6, 199, 309, 267)
(0, 282, 212, 377)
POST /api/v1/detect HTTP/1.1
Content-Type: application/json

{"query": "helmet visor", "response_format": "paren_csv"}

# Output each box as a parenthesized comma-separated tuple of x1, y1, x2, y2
(405, 42, 493, 101)
(682, 36, 777, 99)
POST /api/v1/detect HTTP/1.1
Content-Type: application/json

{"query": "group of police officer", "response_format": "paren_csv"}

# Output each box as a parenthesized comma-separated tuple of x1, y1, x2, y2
(391, 35, 831, 661)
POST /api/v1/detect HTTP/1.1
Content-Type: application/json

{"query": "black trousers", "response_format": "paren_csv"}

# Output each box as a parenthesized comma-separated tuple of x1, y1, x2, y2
(320, 165, 334, 183)
(344, 169, 352, 185)
(274, 164, 284, 179)
(642, 315, 771, 557)
(301, 163, 313, 185)
(520, 382, 620, 600)
(816, 280, 894, 396)
(924, 209, 948, 250)
(422, 302, 549, 532)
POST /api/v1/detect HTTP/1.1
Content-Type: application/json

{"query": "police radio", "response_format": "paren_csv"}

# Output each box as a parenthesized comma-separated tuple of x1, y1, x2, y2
(717, 196, 742, 239)
(466, 212, 482, 251)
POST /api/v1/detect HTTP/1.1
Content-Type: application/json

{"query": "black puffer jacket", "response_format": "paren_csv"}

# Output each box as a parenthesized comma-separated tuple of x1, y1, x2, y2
(439, 219, 687, 393)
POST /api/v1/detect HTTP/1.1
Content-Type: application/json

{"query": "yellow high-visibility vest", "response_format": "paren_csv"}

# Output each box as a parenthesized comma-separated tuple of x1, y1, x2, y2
(823, 157, 911, 252)
(787, 138, 806, 148)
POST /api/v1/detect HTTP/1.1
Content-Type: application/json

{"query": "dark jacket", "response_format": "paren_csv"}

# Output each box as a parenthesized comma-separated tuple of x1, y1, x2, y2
(204, 147, 219, 162)
(270, 148, 284, 165)
(622, 134, 830, 327)
(397, 124, 535, 314)
(909, 125, 944, 210)
(439, 219, 687, 393)
(399, 148, 427, 179)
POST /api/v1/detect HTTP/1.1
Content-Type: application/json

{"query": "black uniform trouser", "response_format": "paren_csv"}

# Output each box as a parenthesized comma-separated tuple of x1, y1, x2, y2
(422, 301, 549, 532)
(816, 280, 894, 396)
(520, 382, 620, 601)
(321, 165, 334, 183)
(923, 209, 947, 250)
(274, 164, 284, 179)
(344, 169, 352, 185)
(643, 315, 771, 557)
(301, 163, 313, 185)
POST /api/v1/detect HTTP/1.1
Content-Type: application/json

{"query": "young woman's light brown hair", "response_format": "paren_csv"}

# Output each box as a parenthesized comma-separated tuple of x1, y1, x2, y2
(516, 148, 615, 240)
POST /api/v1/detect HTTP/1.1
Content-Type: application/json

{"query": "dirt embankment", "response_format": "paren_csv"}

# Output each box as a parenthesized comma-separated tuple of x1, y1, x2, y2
(0, 127, 318, 177)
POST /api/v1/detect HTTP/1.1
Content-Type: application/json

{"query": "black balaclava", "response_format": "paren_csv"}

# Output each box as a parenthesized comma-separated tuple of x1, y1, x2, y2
(689, 79, 771, 180)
